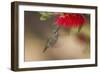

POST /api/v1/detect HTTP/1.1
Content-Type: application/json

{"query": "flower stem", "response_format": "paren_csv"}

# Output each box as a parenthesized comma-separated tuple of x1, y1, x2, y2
(78, 25, 83, 32)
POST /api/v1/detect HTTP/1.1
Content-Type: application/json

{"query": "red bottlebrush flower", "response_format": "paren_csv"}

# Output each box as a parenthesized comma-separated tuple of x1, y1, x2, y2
(55, 13, 86, 28)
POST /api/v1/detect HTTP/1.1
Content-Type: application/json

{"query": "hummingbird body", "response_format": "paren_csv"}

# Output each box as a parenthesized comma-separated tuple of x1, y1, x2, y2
(43, 25, 59, 52)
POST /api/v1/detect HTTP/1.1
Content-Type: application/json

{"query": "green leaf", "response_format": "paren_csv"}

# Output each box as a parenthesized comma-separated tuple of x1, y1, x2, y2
(40, 16, 47, 21)
(39, 12, 52, 21)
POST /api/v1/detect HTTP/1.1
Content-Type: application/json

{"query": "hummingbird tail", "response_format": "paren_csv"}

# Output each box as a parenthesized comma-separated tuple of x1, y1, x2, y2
(43, 47, 48, 53)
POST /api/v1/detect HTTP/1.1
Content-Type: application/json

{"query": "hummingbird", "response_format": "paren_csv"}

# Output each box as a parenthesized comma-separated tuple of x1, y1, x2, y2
(43, 24, 60, 52)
